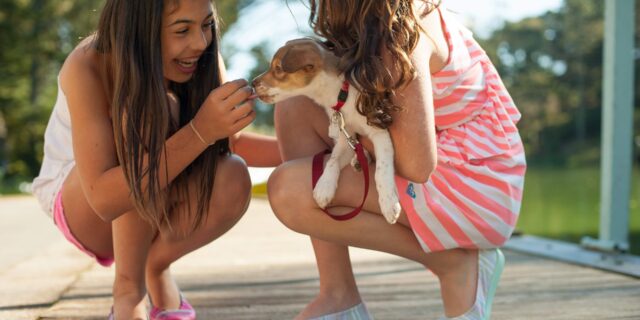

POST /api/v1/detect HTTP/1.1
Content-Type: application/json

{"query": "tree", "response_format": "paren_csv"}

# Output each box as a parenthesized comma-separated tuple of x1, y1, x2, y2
(477, 0, 617, 165)
(0, 0, 255, 191)
(0, 0, 101, 187)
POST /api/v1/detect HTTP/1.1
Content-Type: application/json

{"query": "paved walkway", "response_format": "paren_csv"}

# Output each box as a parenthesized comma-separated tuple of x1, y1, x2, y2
(1, 196, 639, 320)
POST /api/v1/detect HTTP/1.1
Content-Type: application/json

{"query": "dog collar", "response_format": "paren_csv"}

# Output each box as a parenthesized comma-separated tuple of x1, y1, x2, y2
(331, 80, 350, 111)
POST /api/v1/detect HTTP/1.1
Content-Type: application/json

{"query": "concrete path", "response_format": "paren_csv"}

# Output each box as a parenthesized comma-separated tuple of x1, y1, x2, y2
(1, 196, 639, 320)
(0, 195, 395, 320)
(0, 196, 61, 273)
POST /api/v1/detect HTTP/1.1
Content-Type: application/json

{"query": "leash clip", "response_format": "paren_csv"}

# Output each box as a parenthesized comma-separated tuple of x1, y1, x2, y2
(332, 111, 358, 150)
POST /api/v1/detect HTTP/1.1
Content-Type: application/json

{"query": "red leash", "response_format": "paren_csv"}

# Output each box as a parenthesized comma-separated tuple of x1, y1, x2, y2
(311, 80, 370, 221)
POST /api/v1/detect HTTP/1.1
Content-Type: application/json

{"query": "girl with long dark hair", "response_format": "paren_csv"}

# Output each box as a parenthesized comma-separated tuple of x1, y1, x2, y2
(32, 0, 280, 318)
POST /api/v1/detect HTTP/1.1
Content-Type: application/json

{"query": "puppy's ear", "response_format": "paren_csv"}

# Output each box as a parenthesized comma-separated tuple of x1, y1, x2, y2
(281, 46, 319, 73)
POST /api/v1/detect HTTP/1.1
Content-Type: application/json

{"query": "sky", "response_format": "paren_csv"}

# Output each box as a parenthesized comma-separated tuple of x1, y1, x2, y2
(223, 0, 563, 80)
(445, 0, 563, 37)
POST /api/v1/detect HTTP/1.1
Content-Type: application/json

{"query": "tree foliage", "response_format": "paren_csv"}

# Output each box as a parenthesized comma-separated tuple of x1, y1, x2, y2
(0, 0, 637, 190)
(0, 0, 102, 184)
(478, 0, 638, 165)
(0, 0, 250, 188)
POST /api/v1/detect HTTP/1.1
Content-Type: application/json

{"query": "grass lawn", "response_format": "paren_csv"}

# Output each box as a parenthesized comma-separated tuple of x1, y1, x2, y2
(519, 165, 640, 254)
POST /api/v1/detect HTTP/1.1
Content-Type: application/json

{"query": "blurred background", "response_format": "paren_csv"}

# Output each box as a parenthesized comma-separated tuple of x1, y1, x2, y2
(0, 0, 638, 254)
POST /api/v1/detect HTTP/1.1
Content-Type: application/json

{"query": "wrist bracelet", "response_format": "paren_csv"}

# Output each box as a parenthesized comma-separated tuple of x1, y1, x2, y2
(189, 120, 211, 146)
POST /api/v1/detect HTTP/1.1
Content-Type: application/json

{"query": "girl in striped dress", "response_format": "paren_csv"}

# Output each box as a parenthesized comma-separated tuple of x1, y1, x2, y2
(268, 1, 525, 319)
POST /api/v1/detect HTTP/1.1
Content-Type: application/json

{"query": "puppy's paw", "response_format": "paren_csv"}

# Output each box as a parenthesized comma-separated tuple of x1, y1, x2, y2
(380, 192, 401, 224)
(313, 175, 337, 209)
(382, 202, 401, 224)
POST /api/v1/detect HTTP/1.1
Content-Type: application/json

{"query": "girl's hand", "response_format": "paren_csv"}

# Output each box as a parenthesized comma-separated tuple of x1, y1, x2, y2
(192, 79, 257, 144)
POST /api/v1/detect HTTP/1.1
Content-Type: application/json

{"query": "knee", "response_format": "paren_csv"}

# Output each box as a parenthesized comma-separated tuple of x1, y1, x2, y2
(214, 155, 252, 221)
(267, 164, 305, 231)
(225, 155, 252, 203)
(274, 97, 299, 125)
(274, 96, 318, 130)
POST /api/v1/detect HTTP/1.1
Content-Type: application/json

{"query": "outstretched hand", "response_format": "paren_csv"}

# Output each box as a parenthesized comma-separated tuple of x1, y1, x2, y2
(192, 79, 257, 144)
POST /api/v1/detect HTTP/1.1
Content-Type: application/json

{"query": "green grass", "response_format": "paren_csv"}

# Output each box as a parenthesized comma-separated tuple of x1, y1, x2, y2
(251, 182, 268, 198)
(518, 165, 640, 254)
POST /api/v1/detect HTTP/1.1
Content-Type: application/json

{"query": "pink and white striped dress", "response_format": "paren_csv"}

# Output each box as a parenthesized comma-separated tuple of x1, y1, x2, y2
(394, 7, 527, 253)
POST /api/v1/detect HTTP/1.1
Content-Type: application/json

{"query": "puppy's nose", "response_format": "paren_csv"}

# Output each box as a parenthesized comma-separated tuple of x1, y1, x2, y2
(251, 78, 260, 88)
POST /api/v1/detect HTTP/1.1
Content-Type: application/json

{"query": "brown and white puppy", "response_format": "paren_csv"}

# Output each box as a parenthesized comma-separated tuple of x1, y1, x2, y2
(253, 38, 400, 224)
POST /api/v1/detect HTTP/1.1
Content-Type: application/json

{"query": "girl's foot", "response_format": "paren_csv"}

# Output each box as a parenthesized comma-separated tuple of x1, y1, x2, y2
(441, 249, 505, 320)
(308, 302, 372, 320)
(437, 249, 480, 317)
(146, 267, 181, 309)
(295, 292, 363, 320)
(112, 293, 148, 320)
(146, 266, 196, 319)
(149, 293, 196, 320)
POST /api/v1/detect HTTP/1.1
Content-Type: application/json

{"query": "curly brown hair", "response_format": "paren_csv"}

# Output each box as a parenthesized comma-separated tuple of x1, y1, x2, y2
(309, 0, 440, 129)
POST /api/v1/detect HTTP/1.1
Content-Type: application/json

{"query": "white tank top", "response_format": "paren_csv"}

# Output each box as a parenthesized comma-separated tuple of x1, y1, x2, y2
(32, 78, 76, 217)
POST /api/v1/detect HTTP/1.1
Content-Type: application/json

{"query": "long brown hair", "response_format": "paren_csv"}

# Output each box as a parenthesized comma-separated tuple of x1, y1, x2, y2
(94, 0, 227, 231)
(309, 0, 440, 129)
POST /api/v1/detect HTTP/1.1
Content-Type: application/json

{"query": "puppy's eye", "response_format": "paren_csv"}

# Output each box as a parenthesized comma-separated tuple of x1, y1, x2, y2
(274, 65, 282, 72)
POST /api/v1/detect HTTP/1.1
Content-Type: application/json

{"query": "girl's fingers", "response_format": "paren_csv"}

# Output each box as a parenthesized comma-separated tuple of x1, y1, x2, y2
(230, 100, 255, 119)
(225, 86, 255, 106)
(216, 79, 249, 99)
(231, 109, 256, 133)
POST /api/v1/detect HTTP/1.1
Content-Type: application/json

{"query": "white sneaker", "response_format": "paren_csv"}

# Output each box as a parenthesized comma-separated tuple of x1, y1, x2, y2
(308, 302, 373, 320)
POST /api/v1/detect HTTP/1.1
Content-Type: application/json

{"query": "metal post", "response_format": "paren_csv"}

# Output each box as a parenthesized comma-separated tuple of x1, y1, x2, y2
(581, 0, 635, 253)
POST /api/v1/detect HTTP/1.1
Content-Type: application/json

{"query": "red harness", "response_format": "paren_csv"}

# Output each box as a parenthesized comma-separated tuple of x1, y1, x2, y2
(311, 80, 370, 221)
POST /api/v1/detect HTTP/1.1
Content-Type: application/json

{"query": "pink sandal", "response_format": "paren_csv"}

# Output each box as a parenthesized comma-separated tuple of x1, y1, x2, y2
(149, 293, 196, 320)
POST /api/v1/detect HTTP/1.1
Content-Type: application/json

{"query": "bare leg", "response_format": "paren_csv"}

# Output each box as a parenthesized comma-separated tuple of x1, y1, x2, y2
(111, 209, 155, 319)
(275, 97, 362, 318)
(63, 168, 152, 318)
(145, 155, 251, 308)
(272, 97, 478, 317)
(60, 155, 251, 317)
(61, 167, 113, 260)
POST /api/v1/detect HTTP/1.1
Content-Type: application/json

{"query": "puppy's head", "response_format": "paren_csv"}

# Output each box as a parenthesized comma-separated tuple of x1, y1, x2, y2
(252, 38, 340, 104)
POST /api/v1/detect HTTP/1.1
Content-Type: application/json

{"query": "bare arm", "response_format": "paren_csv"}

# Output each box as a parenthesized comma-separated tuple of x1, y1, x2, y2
(62, 52, 255, 222)
(230, 131, 281, 167)
(389, 36, 437, 183)
(366, 29, 437, 183)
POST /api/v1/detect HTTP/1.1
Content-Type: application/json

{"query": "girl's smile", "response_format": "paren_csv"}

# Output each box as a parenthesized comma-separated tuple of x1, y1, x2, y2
(162, 0, 213, 83)
(174, 56, 200, 74)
